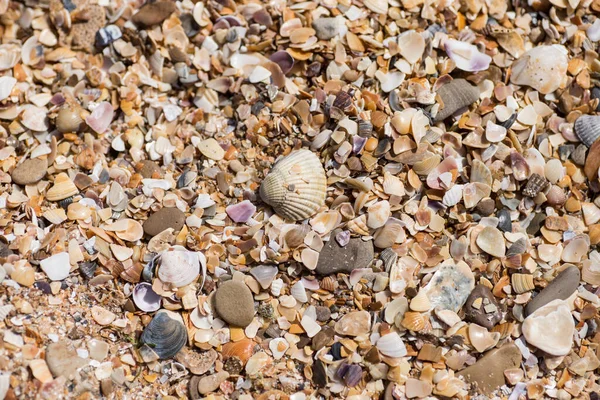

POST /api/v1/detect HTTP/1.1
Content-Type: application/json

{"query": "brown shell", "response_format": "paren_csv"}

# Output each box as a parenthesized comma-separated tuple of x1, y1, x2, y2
(522, 173, 548, 197)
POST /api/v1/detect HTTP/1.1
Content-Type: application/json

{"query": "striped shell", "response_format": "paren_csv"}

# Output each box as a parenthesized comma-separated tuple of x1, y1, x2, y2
(434, 79, 479, 122)
(511, 273, 535, 294)
(574, 115, 600, 147)
(260, 149, 327, 221)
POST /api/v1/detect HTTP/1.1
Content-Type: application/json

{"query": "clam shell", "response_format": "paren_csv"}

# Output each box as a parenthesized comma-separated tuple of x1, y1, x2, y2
(0, 374, 9, 400)
(260, 149, 326, 221)
(561, 236, 589, 263)
(427, 157, 458, 190)
(283, 224, 310, 248)
(0, 304, 14, 321)
(320, 275, 338, 291)
(401, 311, 428, 332)
(250, 265, 278, 289)
(376, 332, 407, 358)
(468, 324, 500, 353)
(470, 159, 492, 186)
(269, 338, 289, 360)
(412, 155, 441, 176)
(410, 290, 431, 312)
(442, 184, 463, 207)
(157, 248, 204, 288)
(582, 202, 600, 225)
(380, 248, 398, 272)
(140, 310, 187, 359)
(476, 226, 505, 258)
(56, 104, 84, 133)
(291, 280, 308, 303)
(511, 273, 535, 294)
(46, 173, 78, 201)
(433, 79, 479, 122)
(373, 218, 405, 248)
(132, 282, 161, 312)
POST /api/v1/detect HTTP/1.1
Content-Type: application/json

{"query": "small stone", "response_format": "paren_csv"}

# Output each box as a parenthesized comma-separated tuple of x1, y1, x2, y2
(464, 285, 502, 329)
(132, 1, 176, 26)
(334, 311, 370, 337)
(315, 306, 331, 322)
(175, 347, 218, 375)
(11, 158, 47, 185)
(525, 266, 580, 316)
(313, 359, 327, 388)
(137, 160, 163, 178)
(457, 344, 521, 395)
(100, 379, 114, 396)
(497, 209, 512, 232)
(526, 213, 546, 235)
(214, 281, 255, 327)
(476, 198, 495, 216)
(45, 342, 87, 379)
(571, 144, 587, 166)
(315, 229, 374, 275)
(312, 18, 341, 40)
(311, 327, 334, 351)
(143, 207, 186, 237)
(198, 138, 225, 161)
(189, 376, 202, 400)
(91, 306, 116, 326)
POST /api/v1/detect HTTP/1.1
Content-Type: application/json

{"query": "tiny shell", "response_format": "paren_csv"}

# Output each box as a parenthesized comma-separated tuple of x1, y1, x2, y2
(291, 280, 308, 303)
(250, 265, 278, 289)
(271, 278, 284, 296)
(56, 104, 84, 133)
(226, 200, 256, 223)
(260, 150, 327, 221)
(46, 173, 78, 201)
(582, 257, 600, 285)
(376, 332, 407, 358)
(104, 219, 144, 242)
(401, 311, 427, 332)
(561, 237, 589, 263)
(132, 282, 161, 312)
(574, 115, 600, 147)
(510, 45, 568, 94)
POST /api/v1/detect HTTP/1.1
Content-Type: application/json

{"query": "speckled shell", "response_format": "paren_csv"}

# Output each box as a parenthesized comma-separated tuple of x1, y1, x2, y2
(434, 79, 479, 122)
(522, 173, 548, 197)
(260, 149, 327, 221)
(140, 310, 187, 359)
(574, 115, 600, 147)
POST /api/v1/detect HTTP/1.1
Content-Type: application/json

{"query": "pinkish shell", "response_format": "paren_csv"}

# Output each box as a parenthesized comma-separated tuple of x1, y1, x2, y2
(444, 39, 491, 72)
(426, 157, 458, 190)
(269, 51, 294, 75)
(226, 200, 256, 223)
(353, 136, 367, 154)
(300, 276, 320, 291)
(350, 268, 371, 287)
(336, 230, 351, 246)
(86, 102, 114, 134)
(133, 282, 161, 312)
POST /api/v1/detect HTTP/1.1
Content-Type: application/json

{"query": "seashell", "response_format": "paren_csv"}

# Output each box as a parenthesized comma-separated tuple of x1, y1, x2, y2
(283, 224, 310, 248)
(140, 310, 187, 359)
(22, 36, 43, 66)
(582, 258, 600, 286)
(510, 45, 568, 94)
(376, 332, 407, 358)
(46, 173, 78, 201)
(373, 219, 405, 249)
(511, 273, 535, 294)
(463, 182, 491, 209)
(132, 282, 161, 312)
(582, 202, 600, 225)
(104, 219, 144, 242)
(468, 324, 500, 353)
(476, 226, 505, 258)
(546, 185, 567, 206)
(401, 311, 427, 332)
(43, 208, 67, 224)
(226, 200, 256, 223)
(522, 299, 574, 356)
(347, 214, 370, 236)
(260, 149, 327, 221)
(121, 262, 143, 283)
(56, 104, 84, 133)
(413, 155, 441, 176)
(250, 265, 278, 289)
(522, 173, 548, 197)
(426, 157, 458, 190)
(433, 79, 479, 122)
(506, 238, 528, 257)
(561, 236, 589, 263)
(485, 120, 507, 143)
(444, 39, 491, 72)
(269, 338, 289, 360)
(271, 278, 284, 296)
(510, 151, 530, 181)
(0, 44, 21, 70)
(21, 105, 49, 132)
(269, 51, 294, 75)
(157, 248, 204, 288)
(410, 290, 431, 312)
(380, 248, 398, 272)
(367, 201, 390, 229)
(443, 184, 463, 207)
(0, 304, 14, 321)
(310, 210, 342, 234)
(0, 76, 15, 102)
(363, 0, 388, 14)
(336, 363, 363, 387)
(470, 159, 492, 186)
(79, 261, 97, 280)
(86, 102, 114, 134)
(291, 280, 308, 303)
(320, 275, 338, 292)
(382, 171, 405, 197)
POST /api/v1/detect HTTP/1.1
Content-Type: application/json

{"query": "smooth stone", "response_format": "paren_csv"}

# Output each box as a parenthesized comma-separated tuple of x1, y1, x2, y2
(315, 306, 331, 322)
(457, 344, 521, 395)
(137, 160, 163, 178)
(189, 375, 202, 400)
(88, 339, 109, 361)
(214, 281, 255, 327)
(313, 359, 327, 388)
(526, 213, 546, 235)
(11, 158, 47, 185)
(46, 342, 87, 379)
(315, 229, 374, 275)
(525, 266, 580, 316)
(571, 144, 587, 166)
(334, 310, 370, 337)
(464, 285, 501, 329)
(132, 1, 176, 26)
(197, 371, 229, 395)
(311, 327, 334, 351)
(143, 207, 186, 236)
(312, 18, 340, 40)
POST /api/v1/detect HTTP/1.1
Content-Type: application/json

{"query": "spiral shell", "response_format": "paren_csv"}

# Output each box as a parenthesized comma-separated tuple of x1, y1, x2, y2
(511, 273, 535, 294)
(434, 79, 479, 122)
(522, 173, 548, 197)
(140, 310, 187, 359)
(260, 149, 327, 221)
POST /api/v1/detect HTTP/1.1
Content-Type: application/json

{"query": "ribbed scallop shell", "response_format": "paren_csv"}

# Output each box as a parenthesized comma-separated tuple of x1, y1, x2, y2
(574, 115, 600, 147)
(470, 159, 492, 186)
(347, 214, 370, 236)
(157, 248, 203, 288)
(434, 79, 479, 122)
(511, 273, 535, 294)
(260, 149, 327, 221)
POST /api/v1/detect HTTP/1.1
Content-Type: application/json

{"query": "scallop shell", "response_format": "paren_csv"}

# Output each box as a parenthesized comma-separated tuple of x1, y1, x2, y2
(522, 173, 548, 197)
(291, 280, 308, 303)
(250, 265, 278, 289)
(470, 159, 492, 186)
(380, 248, 398, 272)
(582, 258, 600, 286)
(320, 275, 338, 291)
(511, 273, 535, 294)
(260, 149, 327, 221)
(442, 184, 463, 207)
(468, 324, 500, 353)
(157, 248, 204, 289)
(433, 79, 479, 122)
(376, 332, 407, 358)
(410, 290, 431, 312)
(271, 278, 284, 296)
(0, 44, 21, 70)
(413, 155, 441, 176)
(347, 214, 370, 236)
(56, 104, 85, 133)
(140, 310, 187, 359)
(46, 173, 78, 201)
(401, 311, 427, 332)
(132, 282, 161, 312)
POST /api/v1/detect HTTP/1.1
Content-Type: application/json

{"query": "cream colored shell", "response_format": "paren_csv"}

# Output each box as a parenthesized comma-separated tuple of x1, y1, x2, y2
(260, 149, 326, 221)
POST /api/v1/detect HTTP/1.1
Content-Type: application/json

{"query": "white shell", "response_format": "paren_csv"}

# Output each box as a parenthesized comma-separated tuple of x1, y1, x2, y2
(0, 373, 9, 400)
(300, 315, 321, 337)
(250, 265, 278, 289)
(40, 252, 71, 281)
(260, 149, 327, 221)
(376, 332, 407, 358)
(0, 44, 20, 70)
(269, 338, 289, 360)
(468, 324, 500, 353)
(582, 256, 600, 286)
(561, 236, 589, 263)
(157, 248, 204, 288)
(271, 278, 284, 296)
(522, 299, 574, 356)
(442, 184, 463, 207)
(582, 202, 600, 225)
(0, 304, 14, 321)
(291, 281, 308, 303)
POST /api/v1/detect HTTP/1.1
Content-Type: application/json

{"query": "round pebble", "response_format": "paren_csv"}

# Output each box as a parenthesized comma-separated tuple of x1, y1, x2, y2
(143, 207, 186, 236)
(11, 158, 47, 185)
(214, 280, 255, 327)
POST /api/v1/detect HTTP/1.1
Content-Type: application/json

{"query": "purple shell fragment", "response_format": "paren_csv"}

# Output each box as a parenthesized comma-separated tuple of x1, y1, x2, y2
(132, 282, 161, 312)
(226, 200, 256, 223)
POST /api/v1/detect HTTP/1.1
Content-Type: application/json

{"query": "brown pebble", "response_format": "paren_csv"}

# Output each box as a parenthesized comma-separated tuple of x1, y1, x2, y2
(11, 158, 48, 185)
(457, 344, 521, 395)
(132, 1, 177, 27)
(143, 207, 186, 236)
(136, 160, 163, 179)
